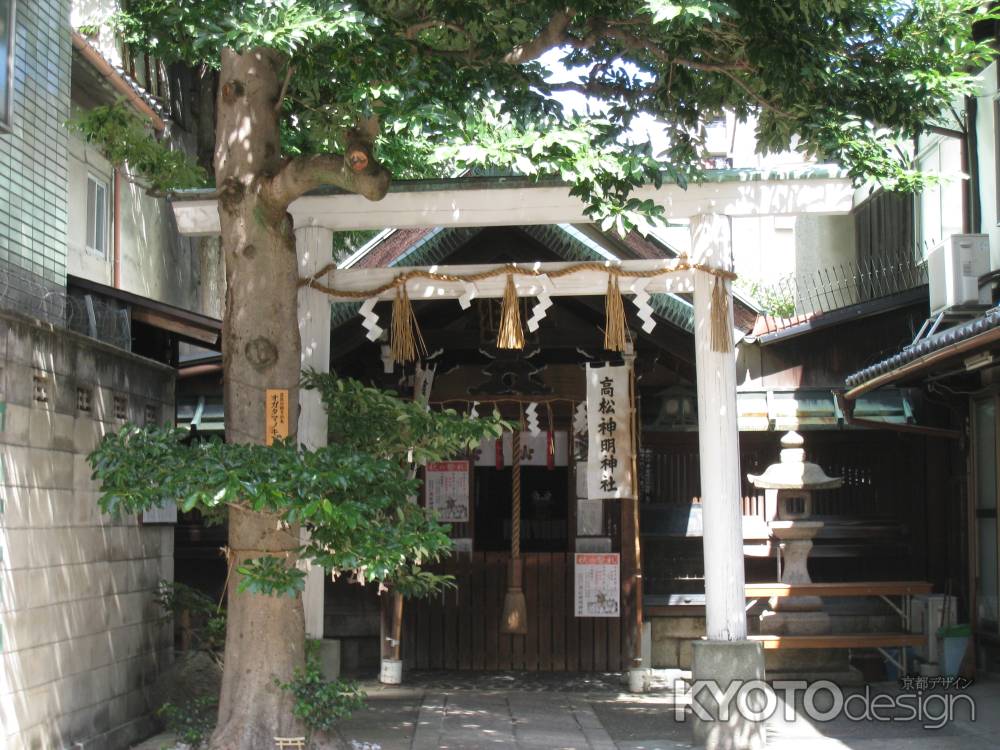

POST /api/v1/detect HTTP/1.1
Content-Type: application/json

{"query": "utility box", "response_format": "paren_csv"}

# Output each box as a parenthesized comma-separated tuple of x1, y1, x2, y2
(928, 234, 991, 315)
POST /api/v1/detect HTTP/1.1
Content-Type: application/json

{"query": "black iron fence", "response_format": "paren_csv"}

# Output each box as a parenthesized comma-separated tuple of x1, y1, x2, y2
(748, 249, 926, 335)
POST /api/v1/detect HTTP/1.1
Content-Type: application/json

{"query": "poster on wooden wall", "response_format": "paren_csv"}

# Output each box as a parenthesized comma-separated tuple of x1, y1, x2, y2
(425, 460, 470, 522)
(585, 364, 634, 499)
(574, 553, 620, 617)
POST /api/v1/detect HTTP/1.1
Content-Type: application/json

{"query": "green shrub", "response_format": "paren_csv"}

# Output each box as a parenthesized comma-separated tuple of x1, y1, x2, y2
(157, 696, 217, 748)
(277, 641, 366, 735)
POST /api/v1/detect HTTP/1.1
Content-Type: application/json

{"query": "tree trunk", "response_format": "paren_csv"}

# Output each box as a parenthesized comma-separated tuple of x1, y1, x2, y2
(210, 47, 307, 749)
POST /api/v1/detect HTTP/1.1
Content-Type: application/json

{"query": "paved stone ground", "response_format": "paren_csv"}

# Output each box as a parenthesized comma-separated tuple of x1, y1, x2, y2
(133, 673, 1000, 750)
(592, 676, 1000, 750)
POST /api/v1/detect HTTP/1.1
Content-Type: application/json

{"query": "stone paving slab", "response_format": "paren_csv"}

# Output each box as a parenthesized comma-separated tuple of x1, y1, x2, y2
(130, 675, 1000, 750)
(411, 692, 616, 750)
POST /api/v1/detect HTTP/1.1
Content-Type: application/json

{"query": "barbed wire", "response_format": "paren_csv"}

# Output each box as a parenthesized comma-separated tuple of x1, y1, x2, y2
(0, 267, 131, 350)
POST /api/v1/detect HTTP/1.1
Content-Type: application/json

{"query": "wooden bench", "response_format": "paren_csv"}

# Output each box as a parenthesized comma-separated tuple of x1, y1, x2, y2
(744, 581, 933, 598)
(647, 581, 934, 673)
(644, 581, 933, 616)
(750, 633, 926, 649)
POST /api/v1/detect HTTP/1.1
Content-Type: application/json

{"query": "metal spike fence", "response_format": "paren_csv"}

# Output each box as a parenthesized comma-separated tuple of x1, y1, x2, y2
(751, 250, 927, 335)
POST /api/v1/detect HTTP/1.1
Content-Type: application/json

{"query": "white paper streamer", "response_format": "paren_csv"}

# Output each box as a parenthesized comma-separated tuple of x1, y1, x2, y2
(573, 401, 588, 435)
(358, 297, 384, 341)
(527, 275, 553, 333)
(469, 401, 479, 419)
(629, 278, 656, 334)
(458, 281, 479, 310)
(525, 402, 541, 436)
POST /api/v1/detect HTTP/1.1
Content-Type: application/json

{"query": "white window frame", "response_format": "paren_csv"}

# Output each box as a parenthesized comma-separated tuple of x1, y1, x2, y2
(86, 173, 110, 258)
(0, 0, 15, 133)
(914, 133, 965, 255)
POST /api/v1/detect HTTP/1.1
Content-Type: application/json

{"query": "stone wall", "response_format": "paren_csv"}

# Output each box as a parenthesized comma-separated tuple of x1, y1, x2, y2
(651, 616, 704, 670)
(0, 311, 175, 749)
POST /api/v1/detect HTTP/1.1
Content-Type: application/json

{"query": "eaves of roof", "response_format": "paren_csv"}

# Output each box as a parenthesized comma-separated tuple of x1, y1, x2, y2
(71, 32, 169, 130)
(844, 305, 1000, 396)
(172, 165, 849, 202)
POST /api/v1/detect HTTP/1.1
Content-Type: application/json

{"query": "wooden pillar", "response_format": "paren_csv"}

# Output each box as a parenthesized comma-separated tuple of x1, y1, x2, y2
(296, 225, 333, 640)
(621, 350, 643, 668)
(690, 213, 747, 641)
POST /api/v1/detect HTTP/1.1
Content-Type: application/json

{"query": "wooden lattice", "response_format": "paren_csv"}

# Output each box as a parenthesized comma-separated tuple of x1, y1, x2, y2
(274, 738, 306, 749)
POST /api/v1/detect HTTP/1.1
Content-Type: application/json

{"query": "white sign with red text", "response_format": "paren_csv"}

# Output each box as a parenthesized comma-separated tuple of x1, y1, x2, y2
(574, 553, 620, 618)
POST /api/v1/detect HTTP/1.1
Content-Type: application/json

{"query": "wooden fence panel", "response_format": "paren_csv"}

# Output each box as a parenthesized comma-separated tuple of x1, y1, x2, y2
(400, 551, 627, 672)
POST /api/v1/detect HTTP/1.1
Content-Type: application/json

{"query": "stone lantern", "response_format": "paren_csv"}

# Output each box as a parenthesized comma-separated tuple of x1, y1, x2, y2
(748, 431, 842, 635)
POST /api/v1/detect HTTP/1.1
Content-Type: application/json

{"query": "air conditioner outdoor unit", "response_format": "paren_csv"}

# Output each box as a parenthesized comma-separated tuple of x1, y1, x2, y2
(928, 234, 991, 315)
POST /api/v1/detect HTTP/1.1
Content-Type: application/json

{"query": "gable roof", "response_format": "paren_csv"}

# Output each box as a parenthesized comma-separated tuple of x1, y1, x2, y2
(331, 223, 699, 332)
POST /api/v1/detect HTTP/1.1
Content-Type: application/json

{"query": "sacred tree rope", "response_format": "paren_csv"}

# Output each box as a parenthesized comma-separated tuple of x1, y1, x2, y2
(299, 259, 737, 362)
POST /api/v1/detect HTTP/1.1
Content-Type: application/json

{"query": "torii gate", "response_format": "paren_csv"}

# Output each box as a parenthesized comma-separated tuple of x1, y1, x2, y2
(173, 167, 853, 749)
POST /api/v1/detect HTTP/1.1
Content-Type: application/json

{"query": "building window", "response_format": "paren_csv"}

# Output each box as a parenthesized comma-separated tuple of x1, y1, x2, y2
(915, 133, 964, 254)
(0, 0, 14, 132)
(86, 174, 109, 257)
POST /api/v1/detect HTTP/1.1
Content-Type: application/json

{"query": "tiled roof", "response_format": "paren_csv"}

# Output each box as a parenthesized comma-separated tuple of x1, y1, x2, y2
(844, 306, 1000, 388)
(72, 33, 170, 124)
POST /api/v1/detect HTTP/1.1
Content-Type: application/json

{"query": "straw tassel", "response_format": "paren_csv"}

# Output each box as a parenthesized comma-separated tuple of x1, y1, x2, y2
(710, 275, 733, 353)
(390, 282, 426, 364)
(604, 273, 628, 352)
(496, 274, 525, 349)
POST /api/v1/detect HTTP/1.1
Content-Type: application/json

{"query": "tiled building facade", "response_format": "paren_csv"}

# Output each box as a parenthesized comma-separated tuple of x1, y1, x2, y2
(0, 0, 71, 321)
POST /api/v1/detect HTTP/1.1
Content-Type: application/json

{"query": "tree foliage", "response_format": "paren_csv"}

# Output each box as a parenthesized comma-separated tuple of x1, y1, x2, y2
(101, 0, 996, 228)
(68, 103, 208, 193)
(89, 375, 506, 597)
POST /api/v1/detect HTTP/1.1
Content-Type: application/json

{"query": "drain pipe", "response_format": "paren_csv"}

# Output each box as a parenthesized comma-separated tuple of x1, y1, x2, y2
(834, 390, 961, 440)
(113, 168, 122, 288)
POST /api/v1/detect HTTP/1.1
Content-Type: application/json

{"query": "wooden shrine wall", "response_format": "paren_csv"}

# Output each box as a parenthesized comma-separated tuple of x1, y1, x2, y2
(401, 552, 625, 672)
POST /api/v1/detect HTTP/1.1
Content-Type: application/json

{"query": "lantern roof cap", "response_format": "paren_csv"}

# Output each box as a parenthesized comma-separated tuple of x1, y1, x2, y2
(747, 431, 842, 490)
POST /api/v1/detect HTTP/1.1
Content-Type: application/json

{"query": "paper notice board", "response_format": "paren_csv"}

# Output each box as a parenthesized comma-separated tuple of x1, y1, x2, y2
(574, 553, 620, 617)
(425, 460, 470, 522)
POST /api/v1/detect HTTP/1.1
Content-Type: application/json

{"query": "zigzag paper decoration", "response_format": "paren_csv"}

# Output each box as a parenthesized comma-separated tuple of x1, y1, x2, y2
(458, 281, 479, 310)
(525, 402, 541, 436)
(358, 297, 384, 341)
(629, 278, 656, 334)
(527, 275, 553, 333)
(573, 401, 588, 435)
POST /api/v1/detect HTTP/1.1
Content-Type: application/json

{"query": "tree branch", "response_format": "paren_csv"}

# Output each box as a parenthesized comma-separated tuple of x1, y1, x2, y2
(402, 19, 468, 40)
(503, 9, 577, 64)
(274, 64, 294, 113)
(267, 131, 391, 207)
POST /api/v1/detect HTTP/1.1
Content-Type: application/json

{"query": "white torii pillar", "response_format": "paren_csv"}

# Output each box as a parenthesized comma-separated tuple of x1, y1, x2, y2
(296, 226, 332, 644)
(690, 214, 765, 750)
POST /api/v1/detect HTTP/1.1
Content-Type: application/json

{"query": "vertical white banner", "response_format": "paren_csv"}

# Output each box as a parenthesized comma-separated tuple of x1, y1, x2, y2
(586, 365, 634, 499)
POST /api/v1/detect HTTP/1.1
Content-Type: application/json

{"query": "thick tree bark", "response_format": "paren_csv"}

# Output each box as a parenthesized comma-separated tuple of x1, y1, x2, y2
(210, 47, 307, 749)
(207, 44, 390, 749)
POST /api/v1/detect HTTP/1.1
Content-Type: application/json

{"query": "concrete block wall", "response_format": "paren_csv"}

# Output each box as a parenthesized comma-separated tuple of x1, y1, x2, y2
(0, 311, 175, 750)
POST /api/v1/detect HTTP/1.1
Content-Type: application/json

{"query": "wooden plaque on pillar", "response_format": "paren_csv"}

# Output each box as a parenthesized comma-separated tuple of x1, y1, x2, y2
(265, 388, 289, 445)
